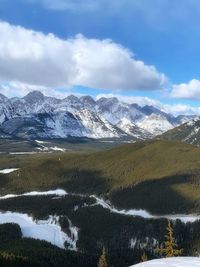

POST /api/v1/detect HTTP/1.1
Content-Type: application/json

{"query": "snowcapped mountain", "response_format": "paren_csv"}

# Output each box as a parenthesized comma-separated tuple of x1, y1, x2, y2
(116, 118, 152, 139)
(0, 91, 194, 140)
(96, 97, 144, 124)
(137, 114, 174, 135)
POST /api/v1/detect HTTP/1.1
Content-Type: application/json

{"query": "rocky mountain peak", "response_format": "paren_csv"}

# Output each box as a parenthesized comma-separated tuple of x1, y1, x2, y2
(0, 91, 195, 140)
(80, 95, 96, 106)
(23, 91, 45, 103)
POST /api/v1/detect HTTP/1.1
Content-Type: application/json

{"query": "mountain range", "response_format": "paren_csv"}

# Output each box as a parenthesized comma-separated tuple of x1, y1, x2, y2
(0, 91, 197, 140)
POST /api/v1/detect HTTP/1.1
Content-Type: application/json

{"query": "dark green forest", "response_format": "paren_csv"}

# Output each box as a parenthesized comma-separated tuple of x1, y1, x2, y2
(0, 140, 200, 266)
(0, 195, 200, 266)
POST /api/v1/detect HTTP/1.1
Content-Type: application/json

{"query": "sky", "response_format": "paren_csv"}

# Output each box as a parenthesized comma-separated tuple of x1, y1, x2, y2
(0, 0, 200, 115)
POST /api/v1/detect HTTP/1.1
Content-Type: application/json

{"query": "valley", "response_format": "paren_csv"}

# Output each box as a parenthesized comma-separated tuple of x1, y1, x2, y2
(0, 140, 200, 266)
(1, 1, 200, 266)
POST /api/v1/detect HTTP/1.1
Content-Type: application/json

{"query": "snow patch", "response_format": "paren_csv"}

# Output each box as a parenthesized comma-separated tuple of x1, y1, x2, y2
(0, 168, 19, 174)
(1, 189, 200, 223)
(0, 189, 67, 200)
(67, 218, 79, 251)
(131, 257, 200, 267)
(50, 146, 66, 152)
(0, 212, 75, 249)
(10, 152, 39, 155)
(92, 196, 200, 223)
(35, 140, 49, 144)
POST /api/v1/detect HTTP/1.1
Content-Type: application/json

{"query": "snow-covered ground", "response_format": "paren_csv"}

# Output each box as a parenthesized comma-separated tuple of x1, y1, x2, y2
(0, 168, 19, 174)
(93, 196, 200, 223)
(35, 140, 49, 144)
(36, 141, 67, 152)
(49, 146, 66, 152)
(0, 189, 200, 251)
(131, 257, 200, 266)
(0, 189, 67, 200)
(1, 189, 200, 223)
(9, 152, 39, 155)
(0, 212, 78, 249)
(67, 218, 79, 250)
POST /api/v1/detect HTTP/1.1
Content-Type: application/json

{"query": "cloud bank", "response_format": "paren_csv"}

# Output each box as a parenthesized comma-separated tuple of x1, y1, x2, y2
(171, 79, 200, 100)
(0, 21, 166, 91)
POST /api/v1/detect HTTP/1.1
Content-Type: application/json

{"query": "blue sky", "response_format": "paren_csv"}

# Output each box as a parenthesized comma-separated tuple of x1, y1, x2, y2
(0, 0, 200, 115)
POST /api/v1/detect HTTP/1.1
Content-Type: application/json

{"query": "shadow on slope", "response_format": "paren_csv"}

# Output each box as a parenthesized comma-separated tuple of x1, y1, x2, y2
(110, 174, 198, 215)
(0, 167, 111, 196)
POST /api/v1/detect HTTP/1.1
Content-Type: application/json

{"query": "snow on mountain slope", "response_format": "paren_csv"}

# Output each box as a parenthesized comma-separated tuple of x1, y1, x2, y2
(131, 257, 200, 267)
(116, 118, 152, 139)
(160, 117, 200, 145)
(44, 112, 85, 138)
(0, 91, 193, 140)
(0, 94, 16, 124)
(96, 97, 144, 124)
(137, 114, 174, 136)
(75, 109, 124, 138)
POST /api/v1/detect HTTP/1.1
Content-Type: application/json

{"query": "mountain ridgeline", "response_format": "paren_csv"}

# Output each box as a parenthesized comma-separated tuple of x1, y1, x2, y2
(159, 118, 200, 145)
(0, 91, 195, 140)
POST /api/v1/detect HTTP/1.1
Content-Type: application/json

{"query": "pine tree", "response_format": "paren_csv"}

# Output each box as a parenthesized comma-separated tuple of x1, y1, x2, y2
(98, 248, 108, 267)
(141, 252, 148, 262)
(156, 220, 183, 257)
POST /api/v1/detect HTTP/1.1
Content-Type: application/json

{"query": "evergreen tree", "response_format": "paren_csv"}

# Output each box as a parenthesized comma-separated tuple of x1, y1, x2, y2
(156, 220, 183, 257)
(141, 252, 148, 262)
(98, 248, 108, 267)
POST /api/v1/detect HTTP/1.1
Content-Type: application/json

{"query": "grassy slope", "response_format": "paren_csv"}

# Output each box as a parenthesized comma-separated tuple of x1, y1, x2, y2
(1, 140, 200, 214)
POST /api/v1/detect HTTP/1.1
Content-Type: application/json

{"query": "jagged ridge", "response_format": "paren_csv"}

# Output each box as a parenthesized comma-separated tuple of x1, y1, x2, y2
(0, 91, 194, 140)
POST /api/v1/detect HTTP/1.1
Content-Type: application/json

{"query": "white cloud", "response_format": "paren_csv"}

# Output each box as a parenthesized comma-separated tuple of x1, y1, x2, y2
(0, 21, 166, 92)
(0, 81, 64, 98)
(171, 79, 200, 99)
(162, 104, 200, 116)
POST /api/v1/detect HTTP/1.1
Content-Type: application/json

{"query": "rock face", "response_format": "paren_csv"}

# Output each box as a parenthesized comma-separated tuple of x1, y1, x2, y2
(137, 114, 174, 135)
(131, 257, 200, 267)
(0, 91, 194, 140)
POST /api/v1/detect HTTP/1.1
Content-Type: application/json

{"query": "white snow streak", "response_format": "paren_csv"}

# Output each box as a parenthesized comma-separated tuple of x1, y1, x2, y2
(49, 146, 66, 152)
(67, 218, 79, 251)
(0, 189, 67, 200)
(0, 189, 200, 223)
(93, 195, 200, 223)
(0, 168, 19, 174)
